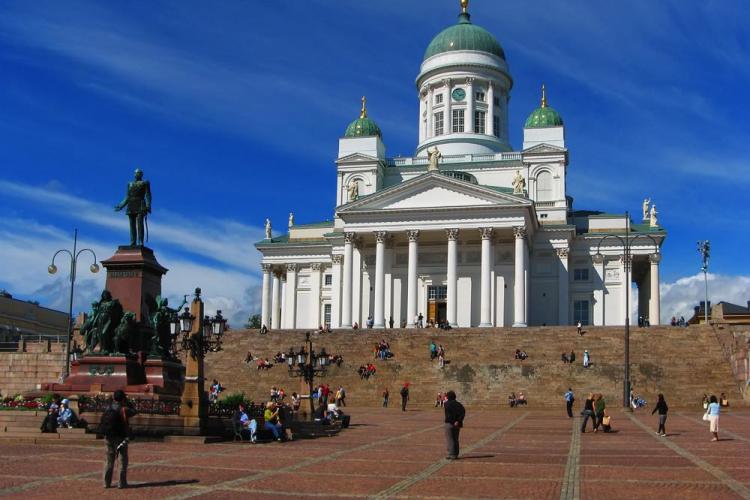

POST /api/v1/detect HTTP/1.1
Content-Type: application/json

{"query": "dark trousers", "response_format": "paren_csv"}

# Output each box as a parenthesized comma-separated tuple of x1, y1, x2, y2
(444, 423, 460, 458)
(383, 397, 388, 407)
(657, 414, 667, 434)
(593, 411, 605, 430)
(566, 401, 573, 418)
(103, 437, 128, 487)
(580, 411, 596, 432)
(401, 397, 408, 412)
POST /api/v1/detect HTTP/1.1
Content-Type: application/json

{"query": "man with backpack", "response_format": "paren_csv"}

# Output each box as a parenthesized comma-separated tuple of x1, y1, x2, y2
(102, 389, 135, 489)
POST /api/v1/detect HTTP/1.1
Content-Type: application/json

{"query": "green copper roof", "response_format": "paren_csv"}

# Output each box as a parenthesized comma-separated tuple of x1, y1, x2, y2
(344, 96, 382, 138)
(424, 12, 505, 61)
(525, 85, 563, 128)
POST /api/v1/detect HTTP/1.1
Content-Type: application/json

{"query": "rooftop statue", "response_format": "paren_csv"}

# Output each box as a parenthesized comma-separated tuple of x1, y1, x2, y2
(642, 198, 651, 221)
(265, 218, 272, 240)
(427, 146, 442, 172)
(115, 168, 152, 247)
(512, 170, 526, 195)
(649, 204, 659, 227)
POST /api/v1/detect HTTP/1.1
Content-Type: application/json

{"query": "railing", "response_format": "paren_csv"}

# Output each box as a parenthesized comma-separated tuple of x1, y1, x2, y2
(78, 395, 181, 416)
(387, 151, 522, 167)
(535, 201, 556, 208)
(207, 401, 263, 419)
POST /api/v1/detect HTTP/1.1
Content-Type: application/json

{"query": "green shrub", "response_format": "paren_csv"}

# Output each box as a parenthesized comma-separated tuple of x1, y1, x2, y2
(218, 392, 250, 408)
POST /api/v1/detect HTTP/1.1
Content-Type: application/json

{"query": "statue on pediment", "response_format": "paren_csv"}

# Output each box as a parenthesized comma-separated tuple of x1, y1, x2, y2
(642, 198, 651, 221)
(265, 218, 272, 240)
(649, 204, 659, 227)
(427, 146, 442, 171)
(512, 170, 526, 195)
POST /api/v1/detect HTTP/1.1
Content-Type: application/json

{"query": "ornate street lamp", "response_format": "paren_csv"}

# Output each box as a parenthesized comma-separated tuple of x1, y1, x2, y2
(593, 212, 659, 410)
(287, 332, 329, 420)
(47, 229, 100, 378)
(697, 240, 711, 323)
(174, 292, 225, 359)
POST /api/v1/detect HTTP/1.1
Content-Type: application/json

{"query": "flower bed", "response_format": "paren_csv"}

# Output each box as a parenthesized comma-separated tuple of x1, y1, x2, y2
(0, 396, 46, 411)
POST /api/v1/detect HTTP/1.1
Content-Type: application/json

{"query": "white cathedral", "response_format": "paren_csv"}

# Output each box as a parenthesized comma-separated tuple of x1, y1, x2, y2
(256, 1, 665, 330)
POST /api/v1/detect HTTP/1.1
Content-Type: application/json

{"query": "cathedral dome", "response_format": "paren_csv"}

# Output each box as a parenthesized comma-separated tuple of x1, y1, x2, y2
(524, 85, 563, 128)
(423, 11, 505, 61)
(344, 96, 382, 138)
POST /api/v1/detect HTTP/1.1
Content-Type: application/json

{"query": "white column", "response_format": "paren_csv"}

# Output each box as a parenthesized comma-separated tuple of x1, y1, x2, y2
(594, 255, 605, 325)
(286, 263, 298, 329)
(487, 81, 494, 136)
(406, 230, 419, 328)
(446, 229, 459, 327)
(479, 227, 493, 327)
(280, 276, 287, 328)
(427, 86, 434, 139)
(310, 263, 322, 328)
(341, 232, 355, 327)
(513, 226, 528, 327)
(444, 78, 452, 135)
(557, 248, 569, 325)
(260, 263, 272, 329)
(466, 77, 475, 133)
(271, 270, 281, 329)
(418, 91, 425, 143)
(373, 231, 387, 328)
(331, 255, 342, 329)
(649, 253, 661, 325)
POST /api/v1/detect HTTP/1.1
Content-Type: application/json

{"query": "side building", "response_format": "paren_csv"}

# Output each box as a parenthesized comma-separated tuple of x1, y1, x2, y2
(255, 2, 665, 330)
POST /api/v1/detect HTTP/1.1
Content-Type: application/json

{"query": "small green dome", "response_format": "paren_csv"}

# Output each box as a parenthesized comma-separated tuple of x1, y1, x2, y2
(524, 85, 563, 128)
(424, 12, 505, 61)
(344, 96, 382, 138)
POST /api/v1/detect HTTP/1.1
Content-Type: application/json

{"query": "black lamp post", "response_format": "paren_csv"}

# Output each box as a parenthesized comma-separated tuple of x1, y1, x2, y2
(697, 240, 710, 323)
(171, 289, 226, 359)
(593, 212, 659, 409)
(287, 332, 329, 420)
(47, 229, 100, 378)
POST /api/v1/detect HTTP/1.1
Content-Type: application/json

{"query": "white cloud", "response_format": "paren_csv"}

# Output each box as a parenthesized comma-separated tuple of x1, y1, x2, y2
(660, 273, 750, 323)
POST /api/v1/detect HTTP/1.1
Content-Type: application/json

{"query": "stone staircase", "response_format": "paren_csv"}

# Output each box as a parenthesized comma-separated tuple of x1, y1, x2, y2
(0, 410, 98, 443)
(204, 325, 743, 409)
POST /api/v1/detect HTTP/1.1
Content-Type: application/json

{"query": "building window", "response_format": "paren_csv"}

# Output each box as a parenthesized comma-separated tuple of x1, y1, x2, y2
(574, 268, 589, 281)
(493, 96, 500, 106)
(476, 91, 485, 102)
(435, 93, 443, 105)
(474, 110, 486, 134)
(324, 274, 332, 286)
(428, 285, 448, 300)
(452, 109, 464, 133)
(323, 304, 332, 328)
(492, 116, 500, 138)
(574, 300, 590, 325)
(434, 111, 444, 136)
(537, 171, 553, 201)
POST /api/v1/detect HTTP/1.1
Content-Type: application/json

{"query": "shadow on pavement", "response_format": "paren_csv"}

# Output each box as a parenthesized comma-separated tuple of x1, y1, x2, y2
(127, 479, 200, 489)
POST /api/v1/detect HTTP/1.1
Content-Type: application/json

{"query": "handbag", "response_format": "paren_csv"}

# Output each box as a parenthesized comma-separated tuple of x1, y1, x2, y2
(702, 412, 710, 421)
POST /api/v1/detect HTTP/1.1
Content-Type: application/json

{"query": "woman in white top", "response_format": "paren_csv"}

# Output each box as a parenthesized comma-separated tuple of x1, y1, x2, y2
(707, 394, 721, 441)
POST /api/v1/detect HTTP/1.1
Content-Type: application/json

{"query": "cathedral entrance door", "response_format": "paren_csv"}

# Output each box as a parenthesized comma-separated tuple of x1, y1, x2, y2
(427, 285, 447, 326)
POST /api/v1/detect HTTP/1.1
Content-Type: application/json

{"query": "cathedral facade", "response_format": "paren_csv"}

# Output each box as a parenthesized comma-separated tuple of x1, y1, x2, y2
(256, 2, 665, 330)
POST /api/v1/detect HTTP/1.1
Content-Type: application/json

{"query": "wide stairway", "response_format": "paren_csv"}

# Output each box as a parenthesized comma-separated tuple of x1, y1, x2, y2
(205, 325, 743, 408)
(0, 410, 97, 443)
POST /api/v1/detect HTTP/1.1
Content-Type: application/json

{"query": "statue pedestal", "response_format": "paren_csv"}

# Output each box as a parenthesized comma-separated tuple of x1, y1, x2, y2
(101, 246, 168, 323)
(41, 355, 184, 397)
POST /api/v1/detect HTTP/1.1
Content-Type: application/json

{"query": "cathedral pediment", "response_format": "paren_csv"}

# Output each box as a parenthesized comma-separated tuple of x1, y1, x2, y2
(522, 143, 567, 154)
(338, 172, 531, 213)
(336, 152, 381, 164)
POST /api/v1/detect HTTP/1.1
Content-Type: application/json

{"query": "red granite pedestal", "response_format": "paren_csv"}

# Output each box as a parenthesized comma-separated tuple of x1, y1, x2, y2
(41, 356, 185, 397)
(101, 246, 168, 322)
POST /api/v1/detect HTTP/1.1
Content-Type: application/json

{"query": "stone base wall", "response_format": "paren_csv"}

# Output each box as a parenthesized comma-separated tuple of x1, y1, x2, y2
(0, 341, 66, 397)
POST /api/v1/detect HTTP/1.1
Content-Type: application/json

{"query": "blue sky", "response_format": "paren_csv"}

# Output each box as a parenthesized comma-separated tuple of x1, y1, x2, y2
(0, 0, 748, 325)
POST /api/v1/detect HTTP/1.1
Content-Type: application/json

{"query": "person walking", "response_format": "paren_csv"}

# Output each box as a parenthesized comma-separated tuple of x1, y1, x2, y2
(593, 394, 606, 432)
(102, 389, 135, 489)
(577, 321, 583, 336)
(443, 391, 465, 460)
(400, 383, 410, 412)
(580, 393, 596, 433)
(382, 388, 389, 407)
(706, 394, 720, 441)
(583, 350, 590, 368)
(652, 393, 668, 436)
(564, 388, 575, 418)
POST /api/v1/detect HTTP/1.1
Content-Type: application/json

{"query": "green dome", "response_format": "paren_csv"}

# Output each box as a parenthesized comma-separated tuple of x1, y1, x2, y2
(524, 106, 563, 128)
(524, 86, 563, 128)
(344, 96, 382, 138)
(344, 117, 381, 138)
(424, 13, 505, 61)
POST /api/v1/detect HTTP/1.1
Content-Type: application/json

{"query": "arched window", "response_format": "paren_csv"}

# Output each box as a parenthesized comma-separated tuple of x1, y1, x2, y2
(536, 171, 553, 201)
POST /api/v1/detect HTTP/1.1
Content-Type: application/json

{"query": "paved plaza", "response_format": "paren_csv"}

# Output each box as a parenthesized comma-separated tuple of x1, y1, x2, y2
(2, 407, 750, 499)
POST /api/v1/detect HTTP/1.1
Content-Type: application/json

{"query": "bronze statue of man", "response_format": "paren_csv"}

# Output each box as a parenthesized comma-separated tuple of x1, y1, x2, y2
(115, 168, 152, 247)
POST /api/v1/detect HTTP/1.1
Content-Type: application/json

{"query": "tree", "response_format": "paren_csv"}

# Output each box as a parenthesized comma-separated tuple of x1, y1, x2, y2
(246, 314, 261, 329)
